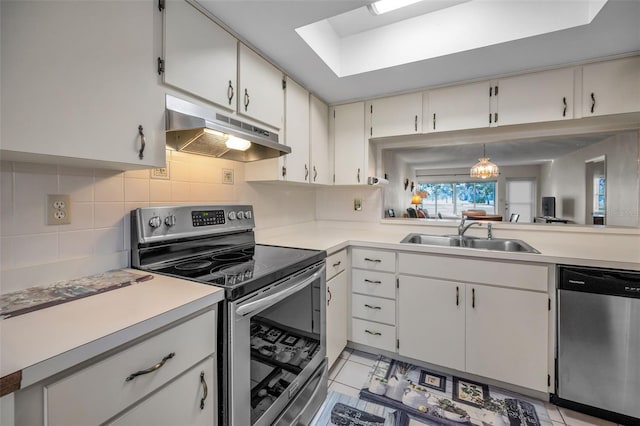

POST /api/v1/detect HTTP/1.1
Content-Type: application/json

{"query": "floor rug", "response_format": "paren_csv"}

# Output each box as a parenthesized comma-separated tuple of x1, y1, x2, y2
(311, 355, 553, 426)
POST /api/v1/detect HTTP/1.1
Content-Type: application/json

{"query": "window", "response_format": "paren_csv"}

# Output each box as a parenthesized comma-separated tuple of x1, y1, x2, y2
(418, 181, 496, 217)
(593, 176, 605, 214)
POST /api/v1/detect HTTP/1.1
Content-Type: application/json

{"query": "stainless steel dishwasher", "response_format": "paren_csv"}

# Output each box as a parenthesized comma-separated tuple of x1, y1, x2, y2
(553, 266, 640, 425)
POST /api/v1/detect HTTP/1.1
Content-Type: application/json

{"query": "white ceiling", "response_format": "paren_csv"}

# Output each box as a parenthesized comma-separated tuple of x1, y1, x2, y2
(198, 0, 640, 105)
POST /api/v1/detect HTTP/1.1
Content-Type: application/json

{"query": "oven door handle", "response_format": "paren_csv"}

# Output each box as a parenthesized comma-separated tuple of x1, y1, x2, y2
(235, 265, 325, 317)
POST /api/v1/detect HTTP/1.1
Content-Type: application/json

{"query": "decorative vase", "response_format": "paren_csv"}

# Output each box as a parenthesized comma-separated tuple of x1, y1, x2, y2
(402, 385, 429, 409)
(368, 378, 387, 395)
(385, 373, 410, 401)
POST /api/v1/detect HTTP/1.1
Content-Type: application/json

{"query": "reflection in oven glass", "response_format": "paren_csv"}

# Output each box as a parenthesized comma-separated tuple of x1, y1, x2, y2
(248, 281, 320, 424)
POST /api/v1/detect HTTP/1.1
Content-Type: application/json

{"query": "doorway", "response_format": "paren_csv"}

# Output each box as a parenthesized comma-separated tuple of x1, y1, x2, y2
(505, 179, 536, 223)
(585, 156, 606, 225)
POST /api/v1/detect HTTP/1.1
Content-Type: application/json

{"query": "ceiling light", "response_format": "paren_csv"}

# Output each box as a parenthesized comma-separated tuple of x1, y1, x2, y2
(225, 136, 251, 151)
(368, 0, 424, 15)
(470, 144, 499, 179)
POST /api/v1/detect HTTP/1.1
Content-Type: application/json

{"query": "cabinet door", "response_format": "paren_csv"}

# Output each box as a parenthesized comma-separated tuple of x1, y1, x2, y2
(163, 0, 237, 111)
(1, 1, 165, 168)
(398, 276, 465, 372)
(326, 271, 348, 368)
(238, 44, 284, 129)
(498, 68, 575, 125)
(310, 95, 332, 185)
(108, 358, 216, 426)
(426, 81, 491, 132)
(370, 93, 422, 138)
(284, 77, 310, 183)
(582, 56, 640, 117)
(333, 102, 366, 185)
(465, 285, 548, 392)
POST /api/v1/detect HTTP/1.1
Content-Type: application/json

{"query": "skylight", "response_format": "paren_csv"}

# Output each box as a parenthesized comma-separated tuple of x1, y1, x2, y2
(296, 0, 608, 77)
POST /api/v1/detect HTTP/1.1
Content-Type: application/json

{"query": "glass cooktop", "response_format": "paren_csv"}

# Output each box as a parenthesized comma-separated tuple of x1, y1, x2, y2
(153, 244, 325, 300)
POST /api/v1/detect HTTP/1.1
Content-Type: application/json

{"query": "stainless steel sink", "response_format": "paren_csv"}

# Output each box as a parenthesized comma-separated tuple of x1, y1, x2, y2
(400, 233, 540, 253)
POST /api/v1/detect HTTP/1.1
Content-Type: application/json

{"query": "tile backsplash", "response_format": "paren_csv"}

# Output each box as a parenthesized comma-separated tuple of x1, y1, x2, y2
(0, 150, 318, 293)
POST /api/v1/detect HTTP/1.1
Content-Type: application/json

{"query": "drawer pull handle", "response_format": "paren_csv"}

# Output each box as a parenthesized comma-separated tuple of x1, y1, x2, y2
(364, 304, 381, 310)
(332, 261, 341, 267)
(200, 371, 208, 410)
(125, 352, 175, 382)
(364, 279, 382, 284)
(137, 125, 146, 160)
(365, 330, 382, 336)
(364, 258, 381, 263)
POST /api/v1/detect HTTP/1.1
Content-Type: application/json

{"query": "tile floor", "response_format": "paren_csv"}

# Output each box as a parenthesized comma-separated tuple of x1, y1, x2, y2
(327, 348, 626, 426)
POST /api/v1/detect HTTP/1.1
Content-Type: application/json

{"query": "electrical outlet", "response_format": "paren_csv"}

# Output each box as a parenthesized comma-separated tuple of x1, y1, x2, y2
(151, 166, 170, 180)
(354, 198, 362, 211)
(47, 194, 71, 225)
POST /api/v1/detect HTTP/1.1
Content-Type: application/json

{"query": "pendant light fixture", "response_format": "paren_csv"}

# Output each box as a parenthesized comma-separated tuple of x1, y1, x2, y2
(470, 144, 499, 179)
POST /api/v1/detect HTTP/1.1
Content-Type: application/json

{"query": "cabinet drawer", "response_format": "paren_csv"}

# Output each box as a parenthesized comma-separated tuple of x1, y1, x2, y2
(45, 310, 216, 426)
(351, 248, 395, 272)
(351, 294, 396, 325)
(352, 270, 396, 299)
(351, 318, 396, 352)
(326, 249, 347, 280)
(107, 357, 216, 426)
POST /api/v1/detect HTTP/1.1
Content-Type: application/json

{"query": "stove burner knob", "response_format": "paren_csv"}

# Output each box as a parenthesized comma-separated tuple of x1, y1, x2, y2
(244, 211, 252, 220)
(228, 211, 237, 221)
(164, 215, 177, 227)
(148, 216, 162, 228)
(236, 211, 245, 220)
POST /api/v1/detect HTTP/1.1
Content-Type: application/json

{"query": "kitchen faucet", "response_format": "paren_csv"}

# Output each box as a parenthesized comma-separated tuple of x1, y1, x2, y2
(458, 217, 481, 237)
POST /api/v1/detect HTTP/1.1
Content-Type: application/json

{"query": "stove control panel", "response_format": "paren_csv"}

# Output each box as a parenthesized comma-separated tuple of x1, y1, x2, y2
(192, 210, 226, 227)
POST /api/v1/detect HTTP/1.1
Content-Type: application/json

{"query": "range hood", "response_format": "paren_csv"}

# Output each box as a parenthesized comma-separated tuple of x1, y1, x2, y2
(165, 94, 290, 162)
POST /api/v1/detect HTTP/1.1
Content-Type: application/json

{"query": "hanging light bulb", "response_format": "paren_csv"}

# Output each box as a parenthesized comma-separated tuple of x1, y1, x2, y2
(470, 144, 499, 179)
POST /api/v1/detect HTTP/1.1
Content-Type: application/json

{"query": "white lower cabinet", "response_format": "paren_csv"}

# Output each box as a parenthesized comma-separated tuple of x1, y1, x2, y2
(327, 270, 348, 367)
(398, 276, 465, 372)
(108, 357, 215, 426)
(44, 310, 217, 426)
(397, 252, 550, 393)
(351, 319, 396, 353)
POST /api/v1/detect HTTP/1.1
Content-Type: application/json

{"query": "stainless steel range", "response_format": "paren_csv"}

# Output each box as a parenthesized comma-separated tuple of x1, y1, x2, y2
(131, 205, 327, 426)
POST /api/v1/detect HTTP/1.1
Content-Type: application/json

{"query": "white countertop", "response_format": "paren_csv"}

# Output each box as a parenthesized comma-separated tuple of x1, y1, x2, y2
(0, 270, 224, 391)
(256, 220, 640, 271)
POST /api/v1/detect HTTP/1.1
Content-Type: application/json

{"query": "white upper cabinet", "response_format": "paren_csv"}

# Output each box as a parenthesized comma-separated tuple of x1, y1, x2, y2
(310, 95, 332, 185)
(582, 56, 640, 117)
(425, 81, 491, 133)
(333, 102, 366, 185)
(238, 44, 285, 129)
(163, 0, 237, 111)
(0, 0, 165, 169)
(284, 77, 310, 183)
(369, 93, 422, 138)
(497, 67, 575, 126)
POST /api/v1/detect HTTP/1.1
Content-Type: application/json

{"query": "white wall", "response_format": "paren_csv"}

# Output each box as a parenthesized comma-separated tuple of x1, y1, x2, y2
(540, 131, 639, 226)
(0, 150, 316, 293)
(381, 150, 415, 217)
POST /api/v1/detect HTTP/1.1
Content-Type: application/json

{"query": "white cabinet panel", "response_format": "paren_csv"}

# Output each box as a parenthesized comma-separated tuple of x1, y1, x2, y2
(1, 0, 165, 169)
(310, 95, 332, 185)
(351, 270, 396, 299)
(582, 56, 640, 117)
(326, 249, 347, 280)
(425, 81, 491, 133)
(108, 358, 216, 426)
(352, 248, 396, 272)
(284, 77, 310, 183)
(238, 44, 284, 129)
(398, 276, 465, 372)
(370, 93, 422, 138)
(163, 0, 237, 111)
(327, 271, 348, 368)
(333, 102, 366, 185)
(498, 68, 575, 125)
(465, 285, 548, 392)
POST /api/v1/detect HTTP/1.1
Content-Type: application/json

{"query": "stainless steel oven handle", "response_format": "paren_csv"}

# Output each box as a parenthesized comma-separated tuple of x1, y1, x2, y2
(235, 264, 325, 317)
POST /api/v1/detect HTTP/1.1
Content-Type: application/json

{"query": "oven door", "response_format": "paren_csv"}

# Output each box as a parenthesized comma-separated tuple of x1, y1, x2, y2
(229, 262, 326, 426)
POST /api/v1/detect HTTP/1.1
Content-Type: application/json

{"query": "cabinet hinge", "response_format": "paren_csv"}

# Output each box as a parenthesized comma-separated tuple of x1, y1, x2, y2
(494, 85, 499, 96)
(495, 112, 498, 123)
(333, 174, 335, 183)
(282, 79, 287, 90)
(333, 110, 336, 119)
(370, 105, 373, 114)
(397, 339, 400, 350)
(282, 166, 286, 178)
(158, 0, 165, 11)
(489, 86, 492, 97)
(370, 127, 372, 137)
(548, 374, 551, 387)
(157, 57, 165, 75)
(396, 278, 399, 288)
(548, 298, 551, 311)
